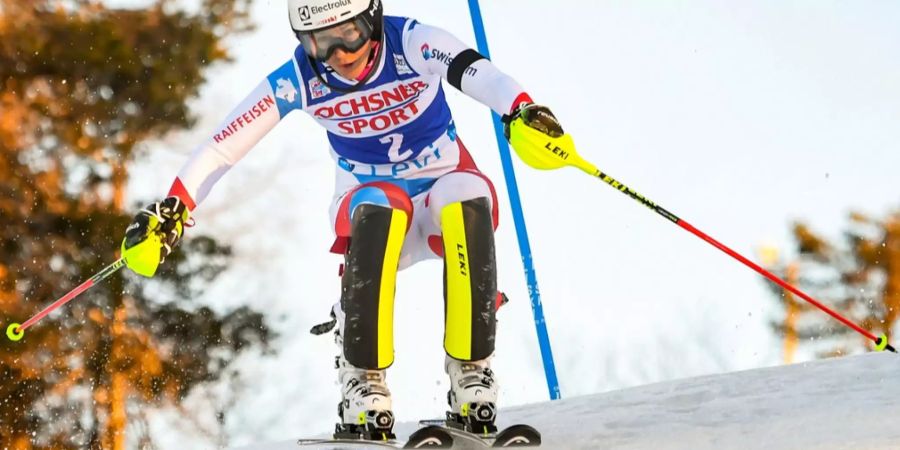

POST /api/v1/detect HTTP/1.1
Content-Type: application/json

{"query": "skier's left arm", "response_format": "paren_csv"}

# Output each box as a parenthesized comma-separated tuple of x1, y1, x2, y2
(403, 21, 573, 170)
(403, 21, 531, 117)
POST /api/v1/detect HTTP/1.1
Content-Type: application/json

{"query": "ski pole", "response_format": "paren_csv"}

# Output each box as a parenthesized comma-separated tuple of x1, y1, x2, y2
(516, 127, 896, 353)
(6, 258, 127, 342)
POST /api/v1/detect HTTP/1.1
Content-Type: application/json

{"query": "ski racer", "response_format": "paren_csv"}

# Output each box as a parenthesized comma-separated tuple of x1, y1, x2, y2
(120, 0, 568, 440)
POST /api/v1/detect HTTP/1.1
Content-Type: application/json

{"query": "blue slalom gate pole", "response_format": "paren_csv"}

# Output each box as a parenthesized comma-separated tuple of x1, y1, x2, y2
(466, 0, 561, 400)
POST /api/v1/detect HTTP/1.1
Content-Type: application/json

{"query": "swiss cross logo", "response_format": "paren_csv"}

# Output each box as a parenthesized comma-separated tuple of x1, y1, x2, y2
(298, 6, 310, 21)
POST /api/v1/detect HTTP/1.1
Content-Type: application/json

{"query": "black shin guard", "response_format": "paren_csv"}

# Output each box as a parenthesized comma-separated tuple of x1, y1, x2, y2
(341, 203, 407, 370)
(440, 197, 497, 361)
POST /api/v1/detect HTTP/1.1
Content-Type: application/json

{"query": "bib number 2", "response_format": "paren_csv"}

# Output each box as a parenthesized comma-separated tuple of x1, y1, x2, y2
(380, 133, 413, 162)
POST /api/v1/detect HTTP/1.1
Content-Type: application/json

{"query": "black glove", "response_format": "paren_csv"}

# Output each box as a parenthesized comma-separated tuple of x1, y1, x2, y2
(502, 103, 564, 141)
(121, 197, 190, 277)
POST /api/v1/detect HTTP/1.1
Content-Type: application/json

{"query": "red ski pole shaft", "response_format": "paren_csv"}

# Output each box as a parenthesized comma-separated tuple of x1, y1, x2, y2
(566, 154, 895, 353)
(7, 258, 126, 341)
(17, 279, 94, 332)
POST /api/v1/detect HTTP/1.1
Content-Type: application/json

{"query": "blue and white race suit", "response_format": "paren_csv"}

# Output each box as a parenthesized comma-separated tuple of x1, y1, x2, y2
(170, 16, 531, 268)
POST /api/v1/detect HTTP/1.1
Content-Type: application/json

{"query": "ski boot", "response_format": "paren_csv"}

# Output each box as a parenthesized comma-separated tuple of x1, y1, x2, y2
(312, 304, 396, 441)
(445, 355, 499, 435)
(334, 360, 395, 441)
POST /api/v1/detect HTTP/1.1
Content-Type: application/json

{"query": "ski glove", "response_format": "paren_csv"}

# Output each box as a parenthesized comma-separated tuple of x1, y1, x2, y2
(502, 103, 577, 171)
(503, 103, 564, 140)
(121, 197, 190, 277)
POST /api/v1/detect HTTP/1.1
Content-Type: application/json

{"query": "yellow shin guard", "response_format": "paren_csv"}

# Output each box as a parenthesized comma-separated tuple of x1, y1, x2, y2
(440, 198, 497, 361)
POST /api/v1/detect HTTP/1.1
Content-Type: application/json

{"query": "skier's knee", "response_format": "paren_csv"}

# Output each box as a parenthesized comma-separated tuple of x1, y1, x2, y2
(428, 171, 498, 230)
(335, 181, 413, 240)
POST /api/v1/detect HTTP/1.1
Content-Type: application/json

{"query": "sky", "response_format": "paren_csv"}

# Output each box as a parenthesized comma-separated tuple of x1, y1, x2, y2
(110, 0, 900, 447)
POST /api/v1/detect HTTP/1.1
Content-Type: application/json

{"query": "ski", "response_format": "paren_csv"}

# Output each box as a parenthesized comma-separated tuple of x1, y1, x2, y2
(296, 437, 398, 449)
(296, 425, 454, 449)
(418, 420, 541, 448)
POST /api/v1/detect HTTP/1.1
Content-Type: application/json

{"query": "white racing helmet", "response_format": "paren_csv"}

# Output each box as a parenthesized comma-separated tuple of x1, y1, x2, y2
(288, 0, 384, 61)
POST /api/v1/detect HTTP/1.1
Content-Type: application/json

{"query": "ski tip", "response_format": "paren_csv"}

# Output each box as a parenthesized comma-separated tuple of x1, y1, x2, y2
(492, 424, 542, 448)
(404, 426, 453, 449)
(6, 323, 24, 342)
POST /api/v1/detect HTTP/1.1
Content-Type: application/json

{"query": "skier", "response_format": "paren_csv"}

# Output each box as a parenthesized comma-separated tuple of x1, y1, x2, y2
(120, 0, 566, 440)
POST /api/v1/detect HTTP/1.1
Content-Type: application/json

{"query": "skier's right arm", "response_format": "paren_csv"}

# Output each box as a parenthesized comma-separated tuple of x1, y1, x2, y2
(122, 59, 305, 277)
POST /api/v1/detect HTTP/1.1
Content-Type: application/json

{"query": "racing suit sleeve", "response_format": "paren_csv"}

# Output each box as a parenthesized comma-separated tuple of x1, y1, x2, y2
(168, 59, 305, 211)
(402, 21, 532, 117)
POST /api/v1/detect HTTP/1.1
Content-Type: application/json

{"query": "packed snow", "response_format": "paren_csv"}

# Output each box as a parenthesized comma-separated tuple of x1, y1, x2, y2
(233, 353, 900, 449)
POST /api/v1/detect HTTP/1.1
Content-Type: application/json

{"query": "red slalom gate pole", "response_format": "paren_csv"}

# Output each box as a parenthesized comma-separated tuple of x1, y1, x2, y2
(561, 151, 896, 353)
(6, 258, 127, 342)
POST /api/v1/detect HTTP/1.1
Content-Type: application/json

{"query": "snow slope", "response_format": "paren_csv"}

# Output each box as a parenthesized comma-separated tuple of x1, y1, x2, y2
(234, 353, 900, 449)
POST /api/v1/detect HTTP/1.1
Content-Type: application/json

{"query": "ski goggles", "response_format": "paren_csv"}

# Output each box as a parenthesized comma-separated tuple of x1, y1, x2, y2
(297, 16, 375, 61)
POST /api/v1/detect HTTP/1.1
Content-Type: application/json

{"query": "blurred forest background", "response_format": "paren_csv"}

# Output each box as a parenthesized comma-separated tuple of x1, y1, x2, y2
(0, 1, 274, 449)
(763, 212, 900, 362)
